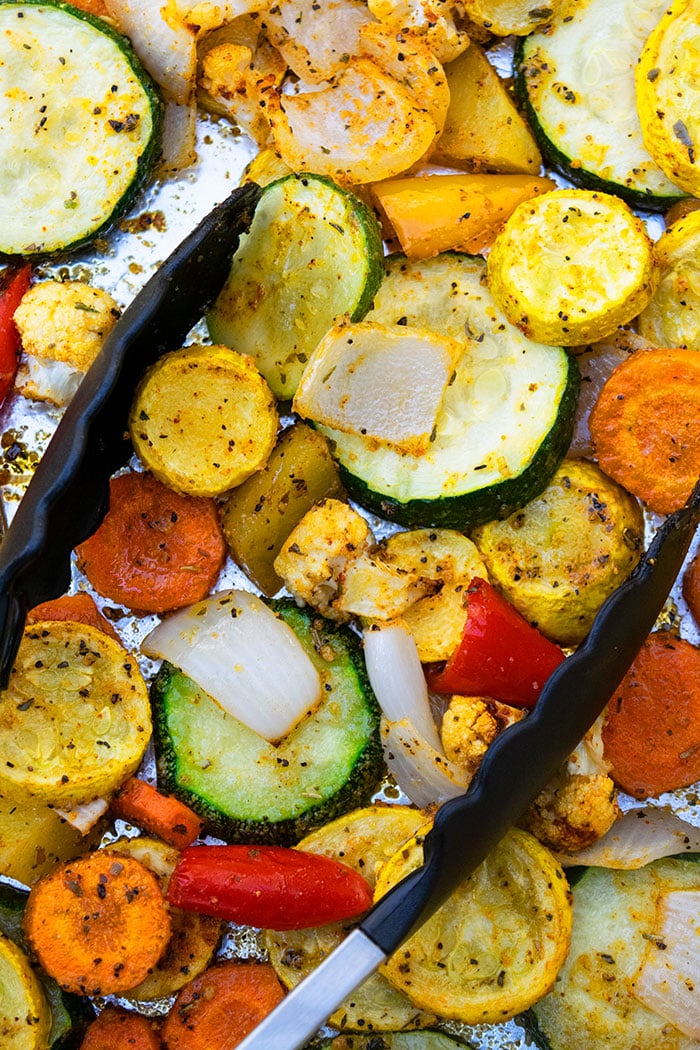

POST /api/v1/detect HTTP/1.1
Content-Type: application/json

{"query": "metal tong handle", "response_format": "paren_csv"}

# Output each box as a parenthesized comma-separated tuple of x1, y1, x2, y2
(0, 182, 261, 687)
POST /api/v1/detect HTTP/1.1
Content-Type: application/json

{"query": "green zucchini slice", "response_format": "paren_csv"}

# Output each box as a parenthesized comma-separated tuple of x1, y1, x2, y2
(317, 253, 579, 530)
(515, 0, 684, 211)
(0, 0, 163, 257)
(206, 172, 385, 400)
(152, 599, 383, 845)
(529, 858, 700, 1050)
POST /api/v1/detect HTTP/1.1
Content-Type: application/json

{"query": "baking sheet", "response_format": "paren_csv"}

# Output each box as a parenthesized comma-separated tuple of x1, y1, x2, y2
(2, 103, 700, 1050)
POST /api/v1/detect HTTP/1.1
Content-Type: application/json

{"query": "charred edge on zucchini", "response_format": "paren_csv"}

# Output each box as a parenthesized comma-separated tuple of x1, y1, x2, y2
(151, 599, 384, 846)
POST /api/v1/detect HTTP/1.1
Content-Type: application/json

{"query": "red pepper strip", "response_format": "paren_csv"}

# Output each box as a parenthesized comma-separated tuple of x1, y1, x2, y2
(0, 265, 31, 407)
(427, 577, 565, 708)
(167, 844, 373, 930)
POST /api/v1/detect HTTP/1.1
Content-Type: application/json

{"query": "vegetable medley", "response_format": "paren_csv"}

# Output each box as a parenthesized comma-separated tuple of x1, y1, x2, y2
(3, 0, 700, 1048)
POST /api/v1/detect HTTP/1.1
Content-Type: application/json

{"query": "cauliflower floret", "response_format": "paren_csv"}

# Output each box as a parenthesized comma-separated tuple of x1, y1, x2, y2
(274, 498, 373, 618)
(521, 771, 620, 855)
(440, 694, 524, 780)
(274, 498, 437, 621)
(14, 280, 121, 405)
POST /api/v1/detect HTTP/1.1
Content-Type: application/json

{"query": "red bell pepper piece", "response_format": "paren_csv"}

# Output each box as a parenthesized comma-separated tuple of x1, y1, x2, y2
(0, 264, 31, 407)
(427, 577, 565, 708)
(167, 844, 373, 930)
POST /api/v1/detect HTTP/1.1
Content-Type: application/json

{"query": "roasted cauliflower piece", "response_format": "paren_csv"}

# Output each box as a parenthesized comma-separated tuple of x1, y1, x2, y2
(14, 280, 121, 406)
(521, 770, 620, 855)
(274, 498, 373, 618)
(440, 694, 524, 780)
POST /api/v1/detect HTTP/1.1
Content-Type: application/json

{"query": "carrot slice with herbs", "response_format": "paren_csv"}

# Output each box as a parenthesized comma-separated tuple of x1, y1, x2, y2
(602, 631, 700, 798)
(23, 852, 172, 997)
(76, 471, 226, 614)
(589, 347, 700, 514)
(111, 778, 203, 849)
(27, 592, 122, 643)
(79, 1006, 162, 1050)
(161, 960, 285, 1049)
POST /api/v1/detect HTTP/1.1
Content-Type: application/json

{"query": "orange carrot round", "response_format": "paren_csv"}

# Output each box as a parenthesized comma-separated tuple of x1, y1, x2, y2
(23, 852, 172, 997)
(27, 592, 122, 643)
(589, 346, 700, 514)
(161, 961, 285, 1049)
(111, 778, 203, 850)
(79, 1006, 162, 1050)
(76, 472, 226, 614)
(602, 631, 700, 798)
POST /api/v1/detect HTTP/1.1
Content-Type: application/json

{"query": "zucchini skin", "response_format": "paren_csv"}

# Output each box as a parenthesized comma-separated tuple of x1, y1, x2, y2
(0, 0, 164, 259)
(152, 599, 384, 846)
(513, 38, 682, 213)
(335, 351, 580, 530)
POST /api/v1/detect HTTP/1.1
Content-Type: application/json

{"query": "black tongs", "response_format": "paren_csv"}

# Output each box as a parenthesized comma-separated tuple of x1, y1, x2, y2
(0, 182, 261, 687)
(238, 476, 700, 1049)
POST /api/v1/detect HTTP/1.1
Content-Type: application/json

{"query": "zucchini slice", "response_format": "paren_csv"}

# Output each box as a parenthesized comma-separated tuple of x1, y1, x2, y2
(530, 859, 700, 1050)
(0, 0, 162, 257)
(318, 253, 579, 529)
(152, 600, 383, 845)
(206, 173, 384, 400)
(515, 0, 684, 211)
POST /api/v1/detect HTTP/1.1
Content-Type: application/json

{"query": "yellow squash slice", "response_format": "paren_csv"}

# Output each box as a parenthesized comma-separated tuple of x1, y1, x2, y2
(375, 825, 573, 1023)
(0, 622, 151, 806)
(637, 207, 700, 349)
(636, 0, 700, 197)
(461, 0, 568, 35)
(129, 344, 278, 498)
(0, 932, 52, 1050)
(487, 189, 656, 346)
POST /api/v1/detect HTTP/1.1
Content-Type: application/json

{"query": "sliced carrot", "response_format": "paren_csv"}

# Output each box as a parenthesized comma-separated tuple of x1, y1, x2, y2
(76, 471, 226, 614)
(588, 347, 700, 514)
(602, 631, 700, 798)
(161, 960, 285, 1049)
(683, 550, 700, 628)
(27, 592, 122, 643)
(79, 1006, 162, 1050)
(111, 778, 203, 850)
(23, 852, 172, 997)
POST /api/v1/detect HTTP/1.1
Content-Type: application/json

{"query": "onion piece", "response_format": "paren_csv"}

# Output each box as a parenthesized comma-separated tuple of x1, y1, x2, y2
(632, 889, 700, 1038)
(104, 0, 198, 104)
(142, 590, 322, 741)
(556, 807, 700, 869)
(54, 798, 109, 835)
(363, 620, 443, 753)
(381, 717, 469, 808)
(157, 98, 198, 175)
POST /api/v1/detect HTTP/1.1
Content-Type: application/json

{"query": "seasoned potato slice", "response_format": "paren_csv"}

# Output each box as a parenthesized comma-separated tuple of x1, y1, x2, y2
(470, 459, 644, 645)
(637, 208, 700, 349)
(265, 805, 437, 1032)
(378, 528, 488, 661)
(487, 189, 657, 346)
(220, 423, 345, 597)
(636, 0, 700, 197)
(0, 622, 151, 806)
(433, 43, 542, 174)
(129, 344, 278, 498)
(375, 826, 572, 1023)
(0, 794, 98, 885)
